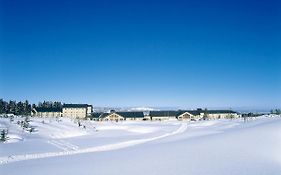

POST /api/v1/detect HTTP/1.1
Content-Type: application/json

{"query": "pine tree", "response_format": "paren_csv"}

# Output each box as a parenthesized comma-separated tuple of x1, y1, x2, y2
(23, 100, 31, 116)
(203, 108, 208, 120)
(38, 102, 43, 108)
(0, 130, 7, 141)
(0, 99, 4, 114)
(8, 100, 16, 114)
(16, 101, 24, 115)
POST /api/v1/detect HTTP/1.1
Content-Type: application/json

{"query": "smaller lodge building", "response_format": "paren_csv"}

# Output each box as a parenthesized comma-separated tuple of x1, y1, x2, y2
(149, 110, 203, 121)
(88, 111, 144, 121)
(88, 109, 239, 121)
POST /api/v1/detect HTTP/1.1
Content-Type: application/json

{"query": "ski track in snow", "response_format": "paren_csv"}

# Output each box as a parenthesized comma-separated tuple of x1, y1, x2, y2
(47, 140, 79, 152)
(0, 123, 187, 165)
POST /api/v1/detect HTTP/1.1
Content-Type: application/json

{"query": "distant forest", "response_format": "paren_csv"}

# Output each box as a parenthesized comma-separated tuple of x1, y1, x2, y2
(0, 99, 62, 116)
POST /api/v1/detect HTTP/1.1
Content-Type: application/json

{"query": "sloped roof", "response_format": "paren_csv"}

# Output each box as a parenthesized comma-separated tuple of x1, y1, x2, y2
(88, 112, 144, 119)
(116, 112, 144, 118)
(99, 113, 110, 119)
(177, 110, 201, 117)
(90, 113, 103, 118)
(149, 111, 179, 117)
(35, 107, 62, 113)
(88, 112, 109, 119)
(150, 110, 203, 118)
(207, 110, 237, 114)
(63, 104, 88, 108)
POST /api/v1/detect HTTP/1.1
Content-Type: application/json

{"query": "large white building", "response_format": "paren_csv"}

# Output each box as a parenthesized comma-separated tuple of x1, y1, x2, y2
(62, 104, 92, 119)
(32, 104, 93, 118)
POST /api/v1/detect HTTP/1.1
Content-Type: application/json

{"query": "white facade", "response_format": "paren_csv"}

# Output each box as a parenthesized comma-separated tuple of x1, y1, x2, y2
(151, 116, 177, 121)
(35, 112, 62, 118)
(62, 107, 87, 119)
(177, 112, 203, 121)
(32, 108, 62, 118)
(87, 105, 92, 116)
(62, 104, 92, 119)
(102, 113, 125, 121)
(207, 113, 240, 119)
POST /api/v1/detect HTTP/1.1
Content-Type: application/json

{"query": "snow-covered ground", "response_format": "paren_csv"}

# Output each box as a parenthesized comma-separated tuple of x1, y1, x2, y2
(0, 115, 281, 175)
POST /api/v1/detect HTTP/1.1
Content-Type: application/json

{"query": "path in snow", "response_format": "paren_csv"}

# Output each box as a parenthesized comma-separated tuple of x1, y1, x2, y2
(47, 140, 79, 152)
(0, 123, 187, 165)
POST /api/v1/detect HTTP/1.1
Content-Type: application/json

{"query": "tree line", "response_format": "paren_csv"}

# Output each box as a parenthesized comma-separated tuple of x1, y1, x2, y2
(37, 101, 63, 108)
(0, 99, 32, 116)
(0, 99, 63, 116)
(270, 109, 281, 115)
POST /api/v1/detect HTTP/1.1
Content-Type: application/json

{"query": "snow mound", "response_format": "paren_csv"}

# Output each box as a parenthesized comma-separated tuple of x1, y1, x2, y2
(5, 134, 23, 143)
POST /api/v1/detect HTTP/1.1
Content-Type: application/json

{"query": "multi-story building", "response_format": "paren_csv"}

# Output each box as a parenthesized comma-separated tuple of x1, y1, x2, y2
(62, 104, 92, 119)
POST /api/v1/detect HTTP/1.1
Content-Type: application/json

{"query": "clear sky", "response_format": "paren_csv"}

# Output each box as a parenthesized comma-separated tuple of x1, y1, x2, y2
(0, 0, 280, 109)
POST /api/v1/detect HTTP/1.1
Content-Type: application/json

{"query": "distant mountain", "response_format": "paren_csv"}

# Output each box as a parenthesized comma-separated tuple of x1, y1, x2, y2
(127, 107, 157, 111)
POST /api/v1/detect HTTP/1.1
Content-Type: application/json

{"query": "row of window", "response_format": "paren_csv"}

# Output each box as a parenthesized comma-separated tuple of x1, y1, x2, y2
(64, 108, 86, 111)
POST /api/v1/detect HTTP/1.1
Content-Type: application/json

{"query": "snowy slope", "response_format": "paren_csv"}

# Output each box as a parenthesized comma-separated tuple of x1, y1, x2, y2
(1, 116, 281, 175)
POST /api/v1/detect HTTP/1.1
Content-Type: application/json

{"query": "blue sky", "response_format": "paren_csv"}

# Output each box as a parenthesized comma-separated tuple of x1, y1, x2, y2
(0, 0, 280, 109)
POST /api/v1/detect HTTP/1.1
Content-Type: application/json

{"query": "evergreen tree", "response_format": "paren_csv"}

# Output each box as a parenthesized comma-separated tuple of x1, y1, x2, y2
(16, 101, 24, 115)
(53, 101, 62, 108)
(0, 99, 4, 114)
(38, 102, 43, 108)
(0, 129, 7, 141)
(275, 109, 281, 115)
(0, 99, 63, 115)
(23, 100, 31, 115)
(203, 108, 209, 120)
(270, 109, 281, 115)
(1, 100, 7, 114)
(8, 100, 16, 114)
(37, 101, 62, 109)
